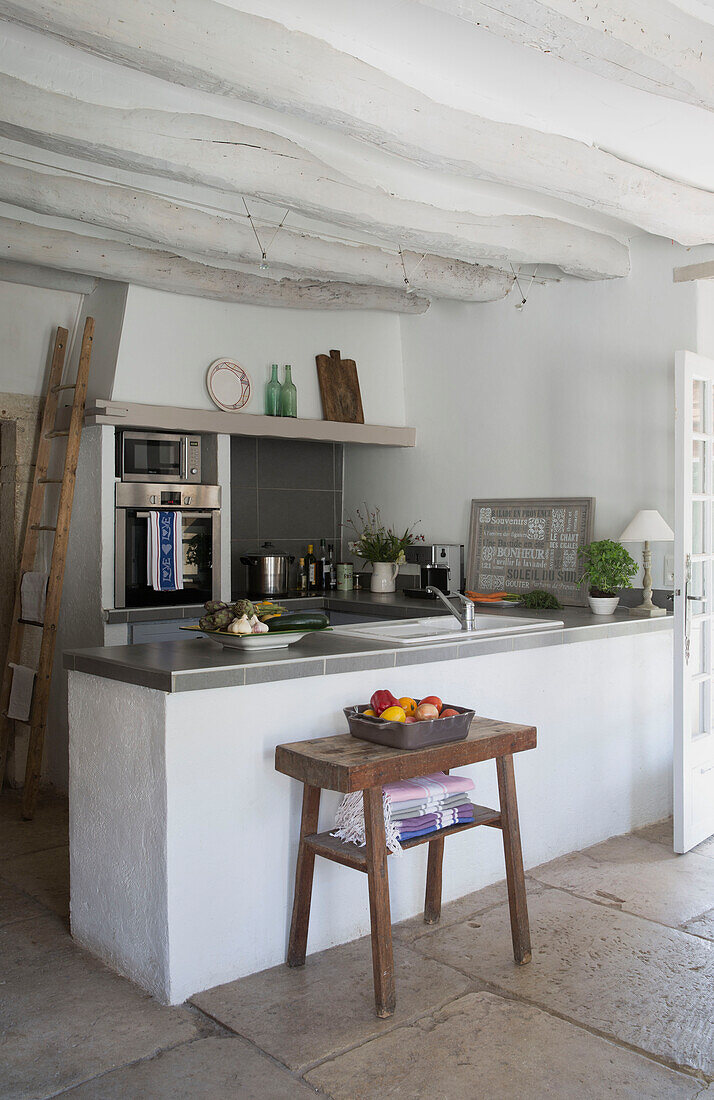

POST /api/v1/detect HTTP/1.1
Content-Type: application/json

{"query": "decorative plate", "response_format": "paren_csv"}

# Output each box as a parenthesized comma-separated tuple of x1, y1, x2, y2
(206, 358, 252, 411)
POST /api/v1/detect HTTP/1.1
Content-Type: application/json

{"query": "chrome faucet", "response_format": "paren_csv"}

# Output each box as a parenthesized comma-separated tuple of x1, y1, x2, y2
(425, 587, 476, 631)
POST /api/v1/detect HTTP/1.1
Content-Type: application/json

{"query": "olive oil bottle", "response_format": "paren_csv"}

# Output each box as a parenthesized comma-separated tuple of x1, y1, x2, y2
(305, 544, 317, 591)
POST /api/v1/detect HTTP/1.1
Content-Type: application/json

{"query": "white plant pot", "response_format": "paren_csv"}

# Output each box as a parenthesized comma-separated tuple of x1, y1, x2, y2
(371, 561, 399, 593)
(587, 595, 620, 615)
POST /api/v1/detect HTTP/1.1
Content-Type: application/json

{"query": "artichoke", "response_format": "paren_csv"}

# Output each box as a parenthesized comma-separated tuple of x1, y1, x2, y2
(230, 598, 254, 619)
(213, 608, 234, 629)
(205, 600, 228, 613)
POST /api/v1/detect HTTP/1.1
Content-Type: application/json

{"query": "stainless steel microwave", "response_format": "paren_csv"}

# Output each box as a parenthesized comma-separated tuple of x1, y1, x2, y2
(118, 431, 202, 483)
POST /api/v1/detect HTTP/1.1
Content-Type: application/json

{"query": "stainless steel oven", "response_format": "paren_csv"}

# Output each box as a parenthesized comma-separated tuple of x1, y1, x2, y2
(115, 483, 221, 608)
(118, 431, 202, 483)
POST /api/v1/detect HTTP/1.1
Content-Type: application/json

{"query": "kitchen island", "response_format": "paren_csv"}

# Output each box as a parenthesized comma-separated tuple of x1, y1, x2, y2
(65, 606, 673, 1004)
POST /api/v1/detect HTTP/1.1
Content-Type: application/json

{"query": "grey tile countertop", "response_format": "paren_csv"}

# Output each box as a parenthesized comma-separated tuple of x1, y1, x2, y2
(71, 600, 672, 694)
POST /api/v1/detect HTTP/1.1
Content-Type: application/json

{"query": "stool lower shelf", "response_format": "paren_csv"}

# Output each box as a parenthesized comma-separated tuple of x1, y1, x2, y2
(305, 804, 502, 872)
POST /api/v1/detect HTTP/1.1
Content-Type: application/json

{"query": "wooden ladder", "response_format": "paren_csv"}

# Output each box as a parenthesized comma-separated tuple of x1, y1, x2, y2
(0, 318, 94, 819)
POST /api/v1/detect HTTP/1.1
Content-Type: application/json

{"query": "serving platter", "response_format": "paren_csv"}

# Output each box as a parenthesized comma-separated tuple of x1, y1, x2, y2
(470, 597, 523, 607)
(181, 624, 330, 650)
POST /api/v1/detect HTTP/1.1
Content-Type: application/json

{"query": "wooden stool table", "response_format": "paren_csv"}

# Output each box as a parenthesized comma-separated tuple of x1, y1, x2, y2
(275, 716, 536, 1018)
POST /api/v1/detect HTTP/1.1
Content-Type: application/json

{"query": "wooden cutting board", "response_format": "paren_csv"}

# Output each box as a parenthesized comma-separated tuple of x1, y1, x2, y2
(315, 349, 364, 424)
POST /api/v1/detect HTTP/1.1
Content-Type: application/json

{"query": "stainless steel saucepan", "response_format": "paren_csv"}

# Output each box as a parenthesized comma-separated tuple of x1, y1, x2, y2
(240, 550, 294, 596)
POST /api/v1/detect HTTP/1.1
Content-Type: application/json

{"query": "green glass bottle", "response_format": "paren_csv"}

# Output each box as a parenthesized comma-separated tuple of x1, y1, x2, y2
(265, 363, 280, 416)
(279, 364, 297, 418)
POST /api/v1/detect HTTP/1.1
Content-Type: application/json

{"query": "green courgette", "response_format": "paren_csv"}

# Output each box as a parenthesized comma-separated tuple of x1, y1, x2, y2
(266, 611, 329, 632)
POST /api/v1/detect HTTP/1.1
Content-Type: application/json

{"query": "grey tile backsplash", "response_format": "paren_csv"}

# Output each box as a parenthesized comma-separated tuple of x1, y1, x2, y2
(231, 437, 343, 595)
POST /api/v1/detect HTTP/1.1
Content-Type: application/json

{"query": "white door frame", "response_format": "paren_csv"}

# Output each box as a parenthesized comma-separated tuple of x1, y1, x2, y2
(674, 350, 714, 853)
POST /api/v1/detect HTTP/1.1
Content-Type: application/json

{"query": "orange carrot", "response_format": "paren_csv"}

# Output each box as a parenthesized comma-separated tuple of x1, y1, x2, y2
(466, 590, 509, 601)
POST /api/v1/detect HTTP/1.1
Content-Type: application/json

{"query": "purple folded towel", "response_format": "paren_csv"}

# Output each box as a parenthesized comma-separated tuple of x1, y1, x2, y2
(398, 802, 474, 838)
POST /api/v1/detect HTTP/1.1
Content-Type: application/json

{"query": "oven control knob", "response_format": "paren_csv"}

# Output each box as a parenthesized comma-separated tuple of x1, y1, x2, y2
(184, 495, 191, 505)
(190, 468, 198, 476)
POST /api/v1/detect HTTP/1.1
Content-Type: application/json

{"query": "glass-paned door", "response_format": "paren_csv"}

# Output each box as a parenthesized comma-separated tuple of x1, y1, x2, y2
(674, 351, 714, 852)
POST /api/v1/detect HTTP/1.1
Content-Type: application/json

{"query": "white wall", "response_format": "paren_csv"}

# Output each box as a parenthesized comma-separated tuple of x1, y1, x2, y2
(345, 236, 697, 587)
(112, 286, 406, 426)
(0, 281, 83, 395)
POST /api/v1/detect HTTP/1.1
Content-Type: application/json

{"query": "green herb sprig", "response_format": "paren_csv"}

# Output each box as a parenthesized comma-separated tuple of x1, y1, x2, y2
(345, 505, 423, 564)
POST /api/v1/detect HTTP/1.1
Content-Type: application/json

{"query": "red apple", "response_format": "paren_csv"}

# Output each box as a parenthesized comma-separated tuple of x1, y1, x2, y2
(404, 716, 417, 723)
(414, 702, 439, 721)
(440, 708, 459, 718)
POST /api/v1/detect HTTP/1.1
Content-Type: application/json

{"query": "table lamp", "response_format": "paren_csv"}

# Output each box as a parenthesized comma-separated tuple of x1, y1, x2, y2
(618, 509, 674, 617)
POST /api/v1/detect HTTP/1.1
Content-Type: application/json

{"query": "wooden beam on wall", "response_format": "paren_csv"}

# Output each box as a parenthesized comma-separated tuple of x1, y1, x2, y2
(673, 261, 714, 283)
(85, 399, 417, 447)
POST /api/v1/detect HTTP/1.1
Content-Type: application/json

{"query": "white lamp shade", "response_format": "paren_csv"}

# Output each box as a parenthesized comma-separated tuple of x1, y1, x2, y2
(618, 509, 674, 542)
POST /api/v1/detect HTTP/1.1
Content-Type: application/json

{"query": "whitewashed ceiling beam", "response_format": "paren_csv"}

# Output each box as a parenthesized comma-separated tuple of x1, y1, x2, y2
(0, 217, 430, 312)
(0, 161, 513, 302)
(0, 0, 711, 244)
(0, 76, 629, 281)
(417, 1, 714, 112)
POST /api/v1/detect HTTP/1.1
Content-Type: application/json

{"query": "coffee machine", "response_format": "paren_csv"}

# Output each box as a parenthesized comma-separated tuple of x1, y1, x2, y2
(403, 543, 464, 598)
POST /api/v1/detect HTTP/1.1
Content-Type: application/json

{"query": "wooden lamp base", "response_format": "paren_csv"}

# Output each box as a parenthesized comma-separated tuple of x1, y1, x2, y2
(628, 541, 667, 617)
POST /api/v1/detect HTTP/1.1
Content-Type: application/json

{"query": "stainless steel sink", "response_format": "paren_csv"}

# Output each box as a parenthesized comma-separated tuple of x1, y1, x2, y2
(330, 614, 563, 645)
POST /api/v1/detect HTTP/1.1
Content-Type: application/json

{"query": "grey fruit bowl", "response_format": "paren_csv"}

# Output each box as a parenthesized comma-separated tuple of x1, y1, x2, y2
(344, 704, 474, 750)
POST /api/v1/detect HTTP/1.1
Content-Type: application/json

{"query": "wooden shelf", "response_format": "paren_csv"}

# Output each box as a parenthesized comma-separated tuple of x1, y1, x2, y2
(84, 399, 416, 447)
(305, 804, 501, 870)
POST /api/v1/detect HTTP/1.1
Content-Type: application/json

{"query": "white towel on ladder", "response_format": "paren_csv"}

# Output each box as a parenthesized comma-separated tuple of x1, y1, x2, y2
(21, 571, 48, 623)
(7, 664, 36, 722)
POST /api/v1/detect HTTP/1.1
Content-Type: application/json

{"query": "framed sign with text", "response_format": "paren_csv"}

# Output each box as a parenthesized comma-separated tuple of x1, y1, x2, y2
(466, 497, 595, 606)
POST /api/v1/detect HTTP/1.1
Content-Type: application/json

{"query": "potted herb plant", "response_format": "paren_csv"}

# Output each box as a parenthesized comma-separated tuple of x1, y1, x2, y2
(345, 505, 422, 592)
(577, 539, 639, 615)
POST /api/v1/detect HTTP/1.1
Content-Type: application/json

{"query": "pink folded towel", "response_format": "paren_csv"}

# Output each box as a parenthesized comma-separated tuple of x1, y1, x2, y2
(384, 771, 475, 806)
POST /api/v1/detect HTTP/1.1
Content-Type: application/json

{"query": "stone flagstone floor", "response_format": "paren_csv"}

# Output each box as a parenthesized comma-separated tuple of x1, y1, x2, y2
(2, 789, 714, 1099)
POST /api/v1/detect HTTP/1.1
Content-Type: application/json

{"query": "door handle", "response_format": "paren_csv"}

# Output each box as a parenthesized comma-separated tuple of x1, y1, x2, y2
(685, 555, 692, 664)
(136, 511, 212, 519)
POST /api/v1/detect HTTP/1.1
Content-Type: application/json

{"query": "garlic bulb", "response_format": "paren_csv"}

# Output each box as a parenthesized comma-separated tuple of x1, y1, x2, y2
(227, 614, 252, 635)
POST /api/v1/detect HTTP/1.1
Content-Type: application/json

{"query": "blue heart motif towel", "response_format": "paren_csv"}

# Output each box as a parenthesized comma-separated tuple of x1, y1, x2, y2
(147, 511, 184, 592)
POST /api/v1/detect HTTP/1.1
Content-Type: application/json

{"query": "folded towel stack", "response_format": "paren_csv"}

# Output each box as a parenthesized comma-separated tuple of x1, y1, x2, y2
(332, 771, 476, 854)
(386, 772, 475, 842)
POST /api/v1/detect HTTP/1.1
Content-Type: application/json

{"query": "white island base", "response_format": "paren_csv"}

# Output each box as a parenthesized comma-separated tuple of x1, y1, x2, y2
(68, 625, 672, 1004)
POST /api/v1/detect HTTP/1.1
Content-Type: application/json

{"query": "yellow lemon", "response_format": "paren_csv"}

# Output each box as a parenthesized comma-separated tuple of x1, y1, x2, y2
(380, 706, 407, 723)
